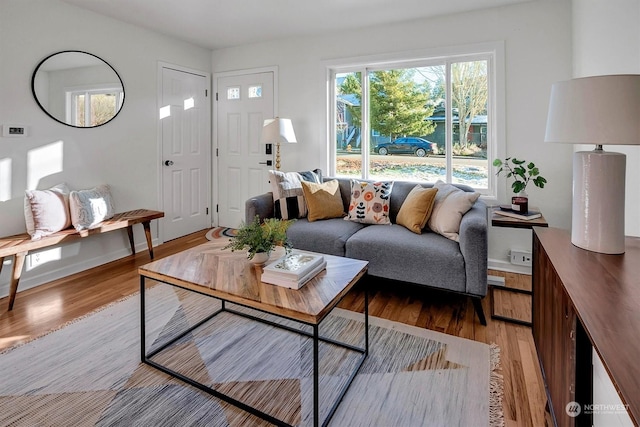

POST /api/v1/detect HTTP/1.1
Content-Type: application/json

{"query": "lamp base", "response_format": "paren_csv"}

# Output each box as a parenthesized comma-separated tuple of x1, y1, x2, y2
(571, 149, 626, 254)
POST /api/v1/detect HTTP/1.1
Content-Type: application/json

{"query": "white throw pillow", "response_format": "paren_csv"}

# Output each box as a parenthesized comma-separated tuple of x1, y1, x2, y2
(24, 183, 71, 240)
(69, 184, 116, 231)
(427, 180, 480, 241)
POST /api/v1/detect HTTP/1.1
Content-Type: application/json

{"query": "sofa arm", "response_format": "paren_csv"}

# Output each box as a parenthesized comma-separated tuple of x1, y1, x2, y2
(458, 200, 488, 297)
(245, 193, 275, 224)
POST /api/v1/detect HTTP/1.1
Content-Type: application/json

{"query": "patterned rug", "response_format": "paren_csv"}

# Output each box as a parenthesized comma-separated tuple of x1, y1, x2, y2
(0, 284, 503, 427)
(205, 227, 238, 241)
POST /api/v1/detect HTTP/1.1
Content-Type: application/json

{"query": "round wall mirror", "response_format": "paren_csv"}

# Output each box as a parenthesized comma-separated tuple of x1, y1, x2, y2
(32, 51, 125, 128)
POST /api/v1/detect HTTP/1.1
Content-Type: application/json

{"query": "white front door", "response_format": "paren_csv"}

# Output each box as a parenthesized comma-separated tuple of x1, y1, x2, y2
(160, 66, 211, 241)
(216, 71, 275, 228)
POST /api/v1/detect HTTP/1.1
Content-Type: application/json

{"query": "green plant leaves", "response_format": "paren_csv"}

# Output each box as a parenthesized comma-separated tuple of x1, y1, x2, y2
(223, 216, 293, 259)
(493, 157, 547, 193)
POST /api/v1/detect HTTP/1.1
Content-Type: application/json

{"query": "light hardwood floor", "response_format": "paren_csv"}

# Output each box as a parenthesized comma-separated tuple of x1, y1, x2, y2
(0, 229, 549, 426)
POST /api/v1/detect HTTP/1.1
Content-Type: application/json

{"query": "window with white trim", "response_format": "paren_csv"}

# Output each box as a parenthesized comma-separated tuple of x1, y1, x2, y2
(329, 48, 500, 196)
(67, 87, 124, 127)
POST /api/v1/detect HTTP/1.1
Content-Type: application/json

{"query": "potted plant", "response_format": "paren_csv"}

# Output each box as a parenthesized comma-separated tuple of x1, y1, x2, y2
(493, 157, 547, 212)
(223, 216, 293, 263)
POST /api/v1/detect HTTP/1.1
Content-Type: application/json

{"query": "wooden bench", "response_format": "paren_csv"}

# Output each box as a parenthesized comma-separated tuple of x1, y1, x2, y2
(0, 209, 164, 311)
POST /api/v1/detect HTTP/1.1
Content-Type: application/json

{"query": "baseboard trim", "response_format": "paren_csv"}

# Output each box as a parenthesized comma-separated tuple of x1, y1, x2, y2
(488, 258, 532, 276)
(0, 239, 161, 299)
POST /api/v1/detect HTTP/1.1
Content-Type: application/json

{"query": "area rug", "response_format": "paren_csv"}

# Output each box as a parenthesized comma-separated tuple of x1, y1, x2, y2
(0, 285, 503, 426)
(205, 226, 237, 241)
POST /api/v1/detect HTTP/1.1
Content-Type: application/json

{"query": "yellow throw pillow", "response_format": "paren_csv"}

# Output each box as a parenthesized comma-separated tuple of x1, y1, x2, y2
(396, 186, 438, 234)
(301, 180, 344, 222)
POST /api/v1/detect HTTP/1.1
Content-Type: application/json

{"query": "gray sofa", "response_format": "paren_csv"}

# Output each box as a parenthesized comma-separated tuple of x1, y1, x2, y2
(246, 176, 488, 325)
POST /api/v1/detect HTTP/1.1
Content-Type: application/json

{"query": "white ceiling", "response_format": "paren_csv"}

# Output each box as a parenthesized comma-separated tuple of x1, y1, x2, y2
(62, 0, 533, 50)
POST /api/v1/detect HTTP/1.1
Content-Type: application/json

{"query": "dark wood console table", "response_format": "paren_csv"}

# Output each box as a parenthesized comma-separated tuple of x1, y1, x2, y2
(532, 227, 640, 427)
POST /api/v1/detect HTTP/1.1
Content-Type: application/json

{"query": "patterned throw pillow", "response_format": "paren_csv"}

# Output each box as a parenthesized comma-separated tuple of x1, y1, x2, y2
(344, 180, 393, 224)
(269, 169, 322, 220)
(69, 184, 116, 231)
(24, 183, 72, 240)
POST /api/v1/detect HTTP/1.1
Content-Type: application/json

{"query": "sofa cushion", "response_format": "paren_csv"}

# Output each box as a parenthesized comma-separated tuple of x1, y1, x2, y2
(286, 218, 365, 256)
(24, 183, 71, 240)
(344, 180, 393, 224)
(269, 169, 321, 220)
(69, 184, 116, 231)
(345, 224, 467, 293)
(396, 185, 438, 234)
(301, 179, 344, 222)
(428, 180, 480, 241)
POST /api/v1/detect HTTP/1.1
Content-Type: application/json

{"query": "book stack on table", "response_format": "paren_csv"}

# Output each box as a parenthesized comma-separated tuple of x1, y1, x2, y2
(261, 250, 327, 289)
(494, 206, 542, 220)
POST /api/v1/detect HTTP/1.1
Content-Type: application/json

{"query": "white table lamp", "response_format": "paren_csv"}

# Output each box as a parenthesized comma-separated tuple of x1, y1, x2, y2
(545, 74, 640, 254)
(260, 118, 297, 170)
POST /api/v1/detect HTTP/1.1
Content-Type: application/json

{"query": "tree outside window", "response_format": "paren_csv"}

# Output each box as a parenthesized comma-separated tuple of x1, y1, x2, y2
(333, 56, 491, 190)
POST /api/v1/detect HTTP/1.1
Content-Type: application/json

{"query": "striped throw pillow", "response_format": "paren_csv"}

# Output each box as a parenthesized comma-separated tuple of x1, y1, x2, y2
(269, 169, 322, 220)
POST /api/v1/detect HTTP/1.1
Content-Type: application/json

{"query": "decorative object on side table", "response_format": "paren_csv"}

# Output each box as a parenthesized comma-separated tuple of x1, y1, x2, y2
(545, 74, 640, 254)
(223, 216, 293, 264)
(492, 157, 547, 214)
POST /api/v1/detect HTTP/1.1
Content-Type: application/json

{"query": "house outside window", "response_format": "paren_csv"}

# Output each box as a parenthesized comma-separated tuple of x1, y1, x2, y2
(327, 44, 503, 197)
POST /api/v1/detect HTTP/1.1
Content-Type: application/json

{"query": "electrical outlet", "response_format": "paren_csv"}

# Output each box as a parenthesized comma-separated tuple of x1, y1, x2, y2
(510, 249, 532, 267)
(26, 247, 61, 271)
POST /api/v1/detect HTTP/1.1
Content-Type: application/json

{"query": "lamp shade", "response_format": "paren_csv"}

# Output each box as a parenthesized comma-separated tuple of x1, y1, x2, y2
(260, 118, 297, 144)
(544, 74, 640, 254)
(544, 74, 640, 145)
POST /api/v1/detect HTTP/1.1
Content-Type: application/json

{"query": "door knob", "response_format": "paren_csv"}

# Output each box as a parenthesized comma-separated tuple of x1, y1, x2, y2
(259, 160, 273, 166)
(164, 160, 174, 166)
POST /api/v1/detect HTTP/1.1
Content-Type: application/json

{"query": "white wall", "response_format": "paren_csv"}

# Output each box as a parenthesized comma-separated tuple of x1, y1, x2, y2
(573, 0, 640, 238)
(210, 0, 574, 269)
(0, 0, 211, 297)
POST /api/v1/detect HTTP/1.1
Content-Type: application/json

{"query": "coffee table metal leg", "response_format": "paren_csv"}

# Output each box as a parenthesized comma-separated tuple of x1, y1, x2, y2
(313, 324, 320, 427)
(140, 276, 146, 363)
(365, 286, 369, 354)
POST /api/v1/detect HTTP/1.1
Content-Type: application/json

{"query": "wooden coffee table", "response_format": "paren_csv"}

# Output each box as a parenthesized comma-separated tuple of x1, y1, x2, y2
(138, 241, 369, 427)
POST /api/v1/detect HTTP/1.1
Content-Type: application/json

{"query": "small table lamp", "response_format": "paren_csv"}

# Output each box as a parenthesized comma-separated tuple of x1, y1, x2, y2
(545, 74, 640, 254)
(260, 118, 297, 170)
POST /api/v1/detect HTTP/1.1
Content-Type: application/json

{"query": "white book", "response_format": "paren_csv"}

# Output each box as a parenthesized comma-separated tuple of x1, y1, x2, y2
(262, 251, 325, 280)
(494, 209, 542, 220)
(262, 260, 327, 289)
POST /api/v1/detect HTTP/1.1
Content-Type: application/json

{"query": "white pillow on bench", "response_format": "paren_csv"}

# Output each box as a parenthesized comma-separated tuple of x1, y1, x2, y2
(69, 184, 116, 231)
(24, 183, 72, 240)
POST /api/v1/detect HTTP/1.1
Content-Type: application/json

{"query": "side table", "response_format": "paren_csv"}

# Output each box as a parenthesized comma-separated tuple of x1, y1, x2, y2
(489, 207, 548, 326)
